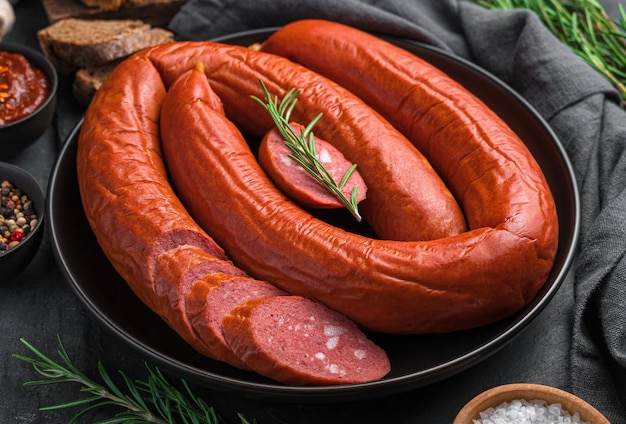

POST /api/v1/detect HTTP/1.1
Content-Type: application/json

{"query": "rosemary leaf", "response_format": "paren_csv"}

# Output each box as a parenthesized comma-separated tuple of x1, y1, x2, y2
(339, 164, 356, 190)
(39, 396, 106, 410)
(97, 362, 132, 405)
(120, 370, 151, 412)
(251, 80, 363, 221)
(68, 401, 126, 424)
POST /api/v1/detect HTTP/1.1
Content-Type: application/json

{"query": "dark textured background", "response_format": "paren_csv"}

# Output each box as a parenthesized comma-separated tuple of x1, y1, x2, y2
(1, 0, 624, 422)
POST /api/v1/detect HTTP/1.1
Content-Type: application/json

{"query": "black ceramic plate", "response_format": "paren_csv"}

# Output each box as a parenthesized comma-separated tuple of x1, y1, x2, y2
(47, 28, 579, 403)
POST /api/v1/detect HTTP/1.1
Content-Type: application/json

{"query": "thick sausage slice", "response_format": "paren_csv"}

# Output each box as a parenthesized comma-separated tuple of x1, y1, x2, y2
(258, 122, 367, 209)
(186, 275, 286, 370)
(154, 245, 247, 359)
(222, 295, 391, 386)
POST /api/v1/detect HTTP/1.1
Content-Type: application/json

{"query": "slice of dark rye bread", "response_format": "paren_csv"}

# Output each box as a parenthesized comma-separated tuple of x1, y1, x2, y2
(37, 18, 174, 75)
(72, 26, 174, 105)
(72, 61, 120, 106)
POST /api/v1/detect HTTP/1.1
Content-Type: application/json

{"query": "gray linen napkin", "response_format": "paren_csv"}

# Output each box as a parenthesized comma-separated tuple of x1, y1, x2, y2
(170, 1, 626, 422)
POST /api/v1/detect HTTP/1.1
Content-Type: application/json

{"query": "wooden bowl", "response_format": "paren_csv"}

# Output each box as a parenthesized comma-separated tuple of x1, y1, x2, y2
(453, 383, 610, 424)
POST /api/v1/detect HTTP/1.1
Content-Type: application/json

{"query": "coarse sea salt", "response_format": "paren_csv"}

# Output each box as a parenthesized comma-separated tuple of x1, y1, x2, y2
(474, 399, 591, 424)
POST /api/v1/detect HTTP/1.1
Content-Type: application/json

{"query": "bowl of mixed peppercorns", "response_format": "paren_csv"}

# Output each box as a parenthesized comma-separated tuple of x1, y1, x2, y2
(0, 161, 44, 278)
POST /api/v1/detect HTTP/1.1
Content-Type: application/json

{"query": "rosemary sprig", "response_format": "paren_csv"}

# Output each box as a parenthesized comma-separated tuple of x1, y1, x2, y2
(474, 0, 626, 101)
(13, 336, 253, 424)
(251, 80, 363, 221)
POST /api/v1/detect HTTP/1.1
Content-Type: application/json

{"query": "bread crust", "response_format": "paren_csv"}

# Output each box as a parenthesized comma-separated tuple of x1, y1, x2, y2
(80, 0, 123, 11)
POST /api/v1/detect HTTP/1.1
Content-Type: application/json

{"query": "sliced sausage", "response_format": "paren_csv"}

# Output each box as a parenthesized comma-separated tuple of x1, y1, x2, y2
(222, 295, 391, 386)
(258, 122, 367, 210)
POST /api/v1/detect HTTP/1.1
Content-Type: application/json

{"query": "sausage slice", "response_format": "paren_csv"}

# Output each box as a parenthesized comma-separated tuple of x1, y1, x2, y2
(222, 295, 391, 386)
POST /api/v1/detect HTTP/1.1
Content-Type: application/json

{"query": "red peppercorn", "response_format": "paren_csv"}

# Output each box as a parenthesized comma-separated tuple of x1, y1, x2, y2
(11, 229, 23, 241)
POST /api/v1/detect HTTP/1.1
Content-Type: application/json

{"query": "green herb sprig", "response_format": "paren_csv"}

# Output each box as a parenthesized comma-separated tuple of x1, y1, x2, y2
(13, 336, 253, 424)
(251, 80, 363, 221)
(475, 0, 626, 101)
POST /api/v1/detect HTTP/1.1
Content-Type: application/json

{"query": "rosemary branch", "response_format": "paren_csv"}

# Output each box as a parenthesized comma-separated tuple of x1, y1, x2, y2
(13, 336, 253, 424)
(475, 0, 626, 101)
(251, 80, 363, 221)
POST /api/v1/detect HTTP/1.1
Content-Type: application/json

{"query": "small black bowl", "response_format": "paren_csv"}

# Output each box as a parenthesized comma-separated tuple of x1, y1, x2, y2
(0, 161, 45, 278)
(0, 42, 58, 158)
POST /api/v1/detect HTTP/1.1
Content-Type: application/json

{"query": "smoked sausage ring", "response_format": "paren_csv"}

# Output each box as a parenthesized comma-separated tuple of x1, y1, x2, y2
(77, 24, 558, 342)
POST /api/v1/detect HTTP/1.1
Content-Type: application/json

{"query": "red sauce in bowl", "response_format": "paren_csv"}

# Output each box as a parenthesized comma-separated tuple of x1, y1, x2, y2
(0, 51, 50, 126)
